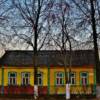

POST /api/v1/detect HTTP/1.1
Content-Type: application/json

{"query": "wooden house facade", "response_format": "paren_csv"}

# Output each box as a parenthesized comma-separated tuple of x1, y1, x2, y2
(0, 50, 96, 95)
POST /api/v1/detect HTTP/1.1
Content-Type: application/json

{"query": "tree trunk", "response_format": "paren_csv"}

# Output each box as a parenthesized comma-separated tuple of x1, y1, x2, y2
(90, 0, 100, 83)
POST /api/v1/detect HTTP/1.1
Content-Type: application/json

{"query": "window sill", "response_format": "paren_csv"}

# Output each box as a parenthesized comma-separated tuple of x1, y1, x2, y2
(8, 85, 18, 87)
(21, 84, 31, 86)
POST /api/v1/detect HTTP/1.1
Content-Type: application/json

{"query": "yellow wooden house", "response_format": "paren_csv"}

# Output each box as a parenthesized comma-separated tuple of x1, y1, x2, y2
(0, 50, 96, 95)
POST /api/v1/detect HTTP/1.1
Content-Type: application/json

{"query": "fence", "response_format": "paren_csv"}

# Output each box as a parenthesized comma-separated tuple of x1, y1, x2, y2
(0, 85, 96, 95)
(49, 85, 96, 95)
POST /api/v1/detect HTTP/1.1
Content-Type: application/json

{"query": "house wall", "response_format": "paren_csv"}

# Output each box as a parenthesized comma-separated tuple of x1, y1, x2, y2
(0, 66, 48, 94)
(49, 66, 95, 94)
(3, 67, 34, 86)
(50, 66, 94, 85)
(0, 65, 95, 95)
(2, 66, 48, 87)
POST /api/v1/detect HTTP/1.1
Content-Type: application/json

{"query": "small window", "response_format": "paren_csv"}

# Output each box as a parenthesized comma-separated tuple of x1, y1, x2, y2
(55, 72, 64, 86)
(37, 72, 43, 86)
(8, 72, 17, 85)
(81, 72, 88, 85)
(22, 72, 30, 85)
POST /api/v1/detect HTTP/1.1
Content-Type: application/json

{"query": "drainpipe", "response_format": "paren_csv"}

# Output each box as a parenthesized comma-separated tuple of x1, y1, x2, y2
(47, 55, 50, 95)
(48, 64, 50, 95)
(1, 66, 4, 94)
(94, 68, 96, 95)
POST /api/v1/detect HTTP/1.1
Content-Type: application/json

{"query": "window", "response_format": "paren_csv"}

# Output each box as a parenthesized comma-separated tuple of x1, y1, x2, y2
(81, 72, 88, 85)
(8, 72, 17, 85)
(55, 72, 64, 85)
(70, 72, 76, 85)
(22, 72, 30, 85)
(37, 72, 43, 86)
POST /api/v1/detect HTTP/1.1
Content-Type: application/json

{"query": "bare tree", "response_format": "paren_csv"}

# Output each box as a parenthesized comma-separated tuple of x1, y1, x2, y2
(70, 0, 100, 84)
(12, 0, 53, 98)
(46, 0, 76, 99)
(90, 0, 100, 84)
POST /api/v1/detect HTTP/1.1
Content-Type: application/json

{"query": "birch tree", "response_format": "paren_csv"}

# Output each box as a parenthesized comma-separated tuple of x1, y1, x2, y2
(12, 0, 53, 98)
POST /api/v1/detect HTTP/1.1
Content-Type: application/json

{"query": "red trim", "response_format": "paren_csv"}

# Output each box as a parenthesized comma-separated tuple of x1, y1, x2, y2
(50, 65, 94, 68)
(38, 86, 48, 94)
(4, 86, 34, 94)
(2, 86, 48, 95)
(3, 66, 47, 69)
(2, 65, 94, 68)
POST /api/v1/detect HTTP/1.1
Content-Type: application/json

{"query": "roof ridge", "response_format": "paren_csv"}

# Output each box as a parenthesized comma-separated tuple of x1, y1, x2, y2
(5, 49, 94, 52)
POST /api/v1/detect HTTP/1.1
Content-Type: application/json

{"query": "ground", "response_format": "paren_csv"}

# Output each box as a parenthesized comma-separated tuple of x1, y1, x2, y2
(0, 95, 98, 100)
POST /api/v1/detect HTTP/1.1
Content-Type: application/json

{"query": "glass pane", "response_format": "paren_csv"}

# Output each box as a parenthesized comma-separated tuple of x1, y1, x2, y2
(37, 73, 43, 85)
(72, 78, 75, 84)
(39, 79, 42, 85)
(57, 73, 63, 77)
(37, 73, 42, 77)
(13, 78, 16, 85)
(71, 73, 75, 77)
(82, 73, 87, 77)
(23, 78, 25, 85)
(10, 73, 16, 77)
(59, 73, 63, 77)
(26, 78, 29, 85)
(56, 78, 59, 85)
(60, 78, 63, 84)
(25, 73, 29, 77)
(10, 78, 12, 85)
(82, 78, 87, 85)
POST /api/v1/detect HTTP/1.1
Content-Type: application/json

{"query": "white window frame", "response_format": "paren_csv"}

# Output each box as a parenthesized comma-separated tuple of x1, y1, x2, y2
(56, 72, 64, 86)
(8, 72, 17, 85)
(21, 72, 30, 85)
(81, 72, 88, 85)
